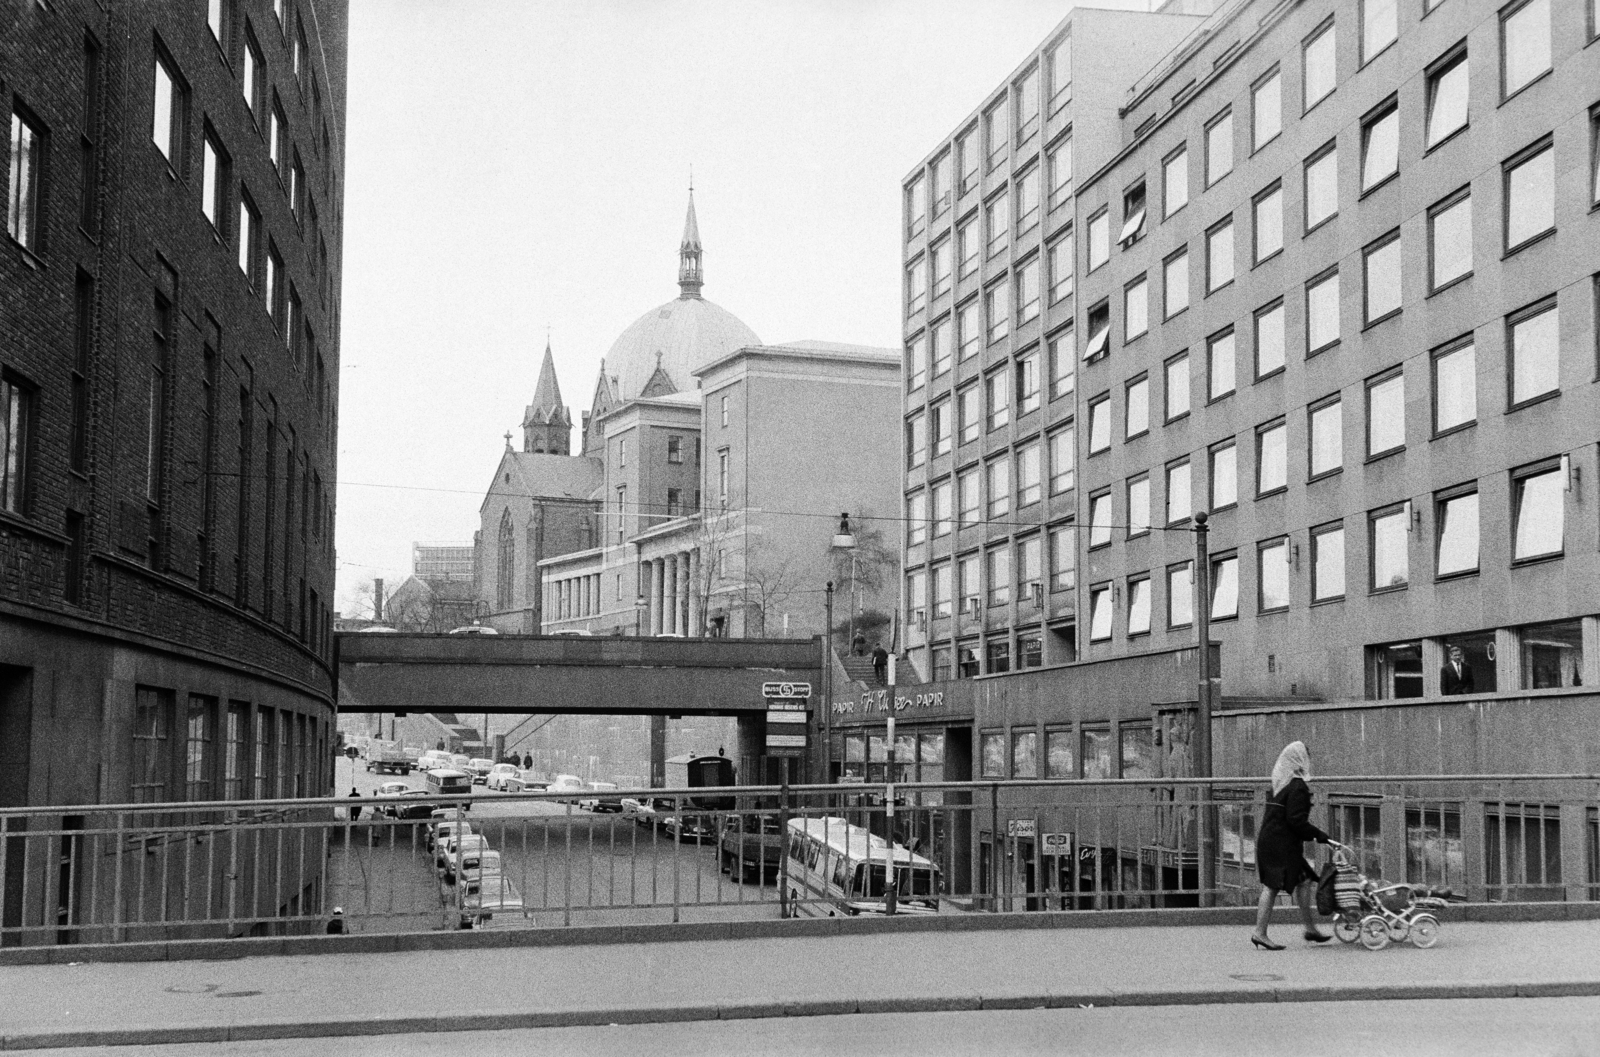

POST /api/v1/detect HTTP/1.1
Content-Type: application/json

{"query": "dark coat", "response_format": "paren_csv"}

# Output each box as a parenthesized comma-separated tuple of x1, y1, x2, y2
(1255, 777, 1331, 892)
(1440, 661, 1475, 695)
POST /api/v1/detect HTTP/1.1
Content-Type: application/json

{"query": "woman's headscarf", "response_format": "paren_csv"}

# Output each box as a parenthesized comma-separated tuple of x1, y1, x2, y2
(1270, 741, 1312, 795)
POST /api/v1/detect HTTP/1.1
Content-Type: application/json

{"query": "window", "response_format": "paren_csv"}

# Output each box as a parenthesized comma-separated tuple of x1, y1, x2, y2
(905, 258, 928, 317)
(980, 731, 1005, 777)
(1370, 640, 1423, 698)
(1166, 459, 1191, 525)
(1252, 70, 1281, 151)
(1207, 329, 1236, 401)
(1364, 232, 1401, 324)
(666, 488, 681, 516)
(1258, 538, 1290, 612)
(1370, 504, 1410, 590)
(1361, 99, 1399, 192)
(932, 478, 952, 536)
(1508, 300, 1558, 407)
(1312, 522, 1345, 601)
(1362, 0, 1397, 62)
(1128, 476, 1150, 536)
(1162, 145, 1188, 216)
(1163, 247, 1189, 317)
(132, 687, 173, 803)
(720, 395, 730, 427)
(1426, 48, 1469, 147)
(986, 546, 1011, 606)
(1167, 562, 1193, 627)
(1309, 396, 1343, 478)
(1519, 617, 1585, 689)
(1205, 109, 1233, 186)
(1118, 181, 1146, 246)
(1206, 216, 1234, 292)
(984, 99, 1006, 170)
(1127, 577, 1151, 635)
(957, 384, 980, 444)
(185, 696, 215, 801)
(1048, 135, 1073, 208)
(1088, 584, 1113, 641)
(1307, 269, 1340, 353)
(957, 300, 980, 361)
(907, 333, 927, 391)
(1504, 139, 1554, 253)
(1165, 353, 1190, 421)
(1304, 20, 1337, 111)
(958, 469, 980, 528)
(1049, 427, 1075, 494)
(1257, 420, 1287, 494)
(1592, 105, 1600, 207)
(1049, 38, 1072, 112)
(1081, 725, 1113, 777)
(1254, 301, 1285, 379)
(957, 217, 978, 278)
(1305, 142, 1338, 230)
(1436, 488, 1479, 577)
(985, 368, 1009, 431)
(1125, 376, 1149, 439)
(1087, 394, 1110, 453)
(930, 317, 952, 378)
(266, 243, 285, 323)
(7, 107, 44, 252)
(1432, 337, 1476, 434)
(931, 238, 951, 299)
(208, 0, 227, 42)
(717, 449, 729, 503)
(1253, 184, 1283, 263)
(1011, 727, 1037, 777)
(1083, 302, 1110, 362)
(1016, 164, 1040, 234)
(667, 434, 683, 463)
(907, 491, 928, 546)
(1124, 275, 1148, 340)
(1210, 441, 1237, 509)
(1048, 233, 1074, 303)
(1367, 370, 1405, 457)
(985, 281, 1010, 343)
(957, 125, 978, 195)
(1501, 0, 1551, 99)
(1048, 329, 1075, 400)
(1049, 524, 1076, 592)
(906, 412, 927, 468)
(1088, 491, 1112, 547)
(1016, 347, 1040, 415)
(906, 174, 926, 238)
(1017, 442, 1041, 506)
(152, 51, 184, 166)
(930, 152, 950, 219)
(986, 456, 1010, 519)
(1017, 534, 1042, 604)
(201, 129, 226, 228)
(1046, 727, 1075, 778)
(242, 31, 263, 115)
(1017, 258, 1040, 325)
(1087, 209, 1109, 271)
(1, 374, 34, 514)
(1512, 461, 1564, 562)
(1428, 189, 1472, 291)
(931, 398, 951, 457)
(985, 191, 1009, 257)
(1210, 554, 1239, 619)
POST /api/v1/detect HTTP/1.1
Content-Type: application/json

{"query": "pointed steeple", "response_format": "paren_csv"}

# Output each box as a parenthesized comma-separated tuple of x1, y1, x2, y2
(678, 185, 703, 299)
(522, 339, 573, 455)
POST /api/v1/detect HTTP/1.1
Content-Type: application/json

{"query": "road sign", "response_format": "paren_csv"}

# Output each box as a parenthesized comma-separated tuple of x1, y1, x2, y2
(762, 682, 812, 699)
(1042, 832, 1074, 857)
(766, 709, 807, 725)
(765, 733, 807, 749)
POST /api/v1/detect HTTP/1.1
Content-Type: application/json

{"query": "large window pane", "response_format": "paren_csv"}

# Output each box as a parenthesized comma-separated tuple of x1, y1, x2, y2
(1128, 477, 1150, 536)
(1128, 578, 1150, 635)
(1207, 111, 1233, 185)
(1436, 492, 1479, 576)
(1210, 555, 1238, 619)
(1520, 618, 1584, 689)
(1165, 354, 1190, 420)
(1089, 493, 1112, 547)
(1371, 508, 1409, 589)
(1259, 540, 1289, 611)
(1310, 399, 1342, 476)
(1427, 53, 1469, 146)
(1434, 341, 1476, 432)
(1164, 249, 1189, 317)
(1502, 0, 1551, 97)
(1163, 147, 1188, 216)
(1506, 145, 1554, 251)
(1211, 444, 1237, 509)
(1308, 271, 1340, 351)
(1168, 563, 1193, 627)
(1304, 23, 1337, 109)
(1089, 585, 1113, 641)
(1430, 193, 1472, 289)
(1365, 235, 1401, 323)
(1312, 525, 1345, 601)
(1209, 331, 1235, 399)
(1513, 467, 1563, 560)
(1367, 373, 1405, 456)
(1253, 71, 1281, 150)
(1254, 187, 1283, 261)
(1363, 0, 1397, 60)
(1361, 105, 1399, 190)
(1305, 146, 1338, 228)
(1207, 219, 1234, 291)
(1166, 461, 1191, 524)
(1126, 378, 1149, 438)
(1255, 302, 1284, 377)
(1088, 396, 1111, 453)
(1510, 304, 1558, 404)
(1257, 423, 1286, 494)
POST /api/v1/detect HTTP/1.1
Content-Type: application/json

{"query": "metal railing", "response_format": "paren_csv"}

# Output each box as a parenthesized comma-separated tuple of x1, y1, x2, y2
(2, 775, 1597, 946)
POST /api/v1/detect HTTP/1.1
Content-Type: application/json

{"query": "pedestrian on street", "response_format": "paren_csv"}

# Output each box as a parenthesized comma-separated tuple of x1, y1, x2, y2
(1251, 741, 1335, 950)
(871, 641, 888, 684)
(347, 786, 362, 822)
(522, 752, 532, 770)
(326, 907, 346, 935)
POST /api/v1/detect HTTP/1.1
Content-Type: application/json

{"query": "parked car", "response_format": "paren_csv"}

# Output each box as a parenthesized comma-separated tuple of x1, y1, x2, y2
(447, 754, 472, 772)
(624, 796, 673, 829)
(546, 774, 587, 803)
(661, 809, 714, 844)
(388, 790, 437, 821)
(465, 758, 496, 784)
(426, 816, 472, 854)
(550, 628, 593, 637)
(374, 780, 411, 801)
(443, 848, 501, 887)
(447, 625, 499, 635)
(417, 751, 450, 770)
(578, 782, 621, 812)
(485, 764, 521, 791)
(508, 774, 549, 792)
(719, 812, 785, 883)
(459, 874, 527, 930)
(436, 833, 491, 876)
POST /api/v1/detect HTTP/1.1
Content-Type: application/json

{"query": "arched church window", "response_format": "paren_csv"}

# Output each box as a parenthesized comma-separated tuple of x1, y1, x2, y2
(496, 509, 515, 610)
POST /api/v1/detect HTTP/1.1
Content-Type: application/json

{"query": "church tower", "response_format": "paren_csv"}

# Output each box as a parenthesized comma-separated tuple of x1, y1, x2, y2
(522, 340, 574, 454)
(677, 188, 703, 300)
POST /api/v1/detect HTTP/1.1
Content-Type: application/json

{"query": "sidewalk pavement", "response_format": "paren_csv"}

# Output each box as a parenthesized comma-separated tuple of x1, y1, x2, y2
(3, 917, 1599, 1051)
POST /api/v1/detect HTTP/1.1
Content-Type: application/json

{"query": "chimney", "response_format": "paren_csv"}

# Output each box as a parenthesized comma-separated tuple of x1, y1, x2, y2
(373, 578, 385, 622)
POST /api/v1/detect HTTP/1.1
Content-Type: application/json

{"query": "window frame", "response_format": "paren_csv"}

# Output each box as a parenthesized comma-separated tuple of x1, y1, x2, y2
(1303, 139, 1339, 234)
(1205, 214, 1235, 294)
(1087, 490, 1113, 549)
(1125, 373, 1150, 442)
(1310, 520, 1346, 603)
(1365, 367, 1407, 460)
(1362, 229, 1402, 328)
(1252, 181, 1284, 265)
(1368, 502, 1411, 593)
(1164, 351, 1191, 423)
(6, 104, 47, 255)
(1360, 0, 1398, 67)
(1257, 536, 1291, 614)
(1430, 333, 1477, 437)
(1204, 107, 1234, 188)
(1305, 265, 1341, 356)
(1162, 245, 1190, 319)
(1251, 66, 1282, 153)
(1162, 143, 1189, 218)
(1165, 457, 1192, 527)
(1505, 297, 1560, 411)
(1434, 481, 1481, 580)
(0, 371, 37, 516)
(1167, 560, 1194, 629)
(1302, 17, 1338, 114)
(1209, 551, 1240, 621)
(1209, 440, 1238, 512)
(1126, 574, 1152, 637)
(1308, 392, 1344, 481)
(1255, 418, 1288, 497)
(1499, 0, 1552, 103)
(1127, 474, 1151, 539)
(1426, 185, 1473, 295)
(1502, 135, 1555, 256)
(1510, 457, 1565, 564)
(1424, 43, 1470, 152)
(1359, 95, 1400, 195)
(1207, 327, 1236, 403)
(1086, 393, 1111, 455)
(1124, 274, 1149, 343)
(1253, 298, 1286, 381)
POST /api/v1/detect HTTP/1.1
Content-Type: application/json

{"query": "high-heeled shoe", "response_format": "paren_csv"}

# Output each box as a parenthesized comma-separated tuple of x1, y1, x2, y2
(1250, 934, 1285, 950)
(1303, 930, 1332, 943)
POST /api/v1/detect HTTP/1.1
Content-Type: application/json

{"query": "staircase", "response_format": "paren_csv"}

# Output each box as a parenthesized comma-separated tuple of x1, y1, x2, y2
(839, 652, 880, 688)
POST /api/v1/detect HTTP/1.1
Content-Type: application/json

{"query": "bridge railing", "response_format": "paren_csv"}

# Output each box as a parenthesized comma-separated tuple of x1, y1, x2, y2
(2, 775, 1597, 946)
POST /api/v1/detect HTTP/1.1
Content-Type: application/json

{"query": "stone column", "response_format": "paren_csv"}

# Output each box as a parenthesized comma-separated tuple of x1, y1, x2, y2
(686, 549, 702, 636)
(665, 554, 680, 635)
(651, 557, 666, 635)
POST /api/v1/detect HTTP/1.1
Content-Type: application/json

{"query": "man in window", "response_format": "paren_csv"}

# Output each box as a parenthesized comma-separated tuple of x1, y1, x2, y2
(1440, 644, 1475, 695)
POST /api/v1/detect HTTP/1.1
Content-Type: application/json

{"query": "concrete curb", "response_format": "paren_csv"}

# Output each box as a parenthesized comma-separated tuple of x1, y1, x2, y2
(6, 900, 1598, 967)
(5, 980, 1600, 1050)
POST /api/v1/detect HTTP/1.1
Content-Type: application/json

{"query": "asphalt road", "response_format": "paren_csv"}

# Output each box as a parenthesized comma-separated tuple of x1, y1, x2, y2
(328, 758, 781, 931)
(32, 996, 1600, 1056)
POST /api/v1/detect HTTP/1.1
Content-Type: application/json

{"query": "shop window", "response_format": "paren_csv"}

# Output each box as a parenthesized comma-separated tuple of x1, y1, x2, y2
(1045, 728, 1074, 778)
(1011, 729, 1038, 778)
(1119, 723, 1153, 779)
(1485, 803, 1563, 902)
(1080, 726, 1112, 779)
(1328, 800, 1382, 878)
(1406, 803, 1464, 891)
(1369, 640, 1423, 699)
(1519, 618, 1584, 689)
(980, 730, 1005, 777)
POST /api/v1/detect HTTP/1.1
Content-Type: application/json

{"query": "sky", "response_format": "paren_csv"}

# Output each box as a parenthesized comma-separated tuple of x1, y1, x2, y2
(334, 0, 1155, 616)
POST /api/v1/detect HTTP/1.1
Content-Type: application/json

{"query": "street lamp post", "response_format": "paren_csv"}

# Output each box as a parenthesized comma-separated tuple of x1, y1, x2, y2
(634, 594, 647, 636)
(1193, 511, 1216, 907)
(823, 580, 835, 782)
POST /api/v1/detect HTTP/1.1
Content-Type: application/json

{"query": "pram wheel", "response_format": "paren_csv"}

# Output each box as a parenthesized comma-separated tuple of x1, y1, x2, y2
(1359, 915, 1391, 950)
(1408, 913, 1440, 949)
(1333, 915, 1360, 944)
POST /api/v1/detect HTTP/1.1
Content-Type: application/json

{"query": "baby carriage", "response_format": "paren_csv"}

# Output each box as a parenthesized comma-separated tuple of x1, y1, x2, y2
(1322, 844, 1461, 950)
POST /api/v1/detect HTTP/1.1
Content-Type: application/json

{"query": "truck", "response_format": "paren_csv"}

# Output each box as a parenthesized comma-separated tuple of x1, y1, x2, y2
(364, 739, 412, 775)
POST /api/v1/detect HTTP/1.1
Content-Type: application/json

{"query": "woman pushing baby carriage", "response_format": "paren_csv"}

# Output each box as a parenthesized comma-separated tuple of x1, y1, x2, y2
(1250, 740, 1342, 950)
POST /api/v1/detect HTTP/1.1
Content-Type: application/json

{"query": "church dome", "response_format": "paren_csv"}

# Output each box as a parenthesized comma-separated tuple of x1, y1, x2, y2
(605, 295, 761, 401)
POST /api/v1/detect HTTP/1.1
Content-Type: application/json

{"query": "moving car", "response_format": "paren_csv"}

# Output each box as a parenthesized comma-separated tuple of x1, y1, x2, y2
(624, 796, 674, 829)
(387, 790, 437, 821)
(485, 763, 521, 791)
(465, 758, 496, 784)
(719, 811, 786, 883)
(578, 782, 621, 812)
(546, 774, 587, 803)
(417, 751, 450, 771)
(374, 780, 411, 801)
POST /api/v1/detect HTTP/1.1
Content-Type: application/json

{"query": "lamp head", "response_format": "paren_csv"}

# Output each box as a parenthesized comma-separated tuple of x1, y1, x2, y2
(831, 512, 857, 550)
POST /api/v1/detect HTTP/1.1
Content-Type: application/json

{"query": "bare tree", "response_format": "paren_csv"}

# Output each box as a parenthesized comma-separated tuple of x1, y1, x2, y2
(828, 509, 899, 646)
(741, 533, 795, 638)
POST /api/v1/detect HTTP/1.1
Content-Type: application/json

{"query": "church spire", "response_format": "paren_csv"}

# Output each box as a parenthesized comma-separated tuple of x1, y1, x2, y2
(522, 339, 573, 455)
(678, 185, 703, 299)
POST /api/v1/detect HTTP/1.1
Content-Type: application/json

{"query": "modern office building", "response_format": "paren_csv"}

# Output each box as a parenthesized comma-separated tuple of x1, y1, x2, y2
(1, 0, 347, 933)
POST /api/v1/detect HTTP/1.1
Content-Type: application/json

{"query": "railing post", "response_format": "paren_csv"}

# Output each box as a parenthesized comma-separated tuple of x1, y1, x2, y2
(989, 782, 1000, 912)
(778, 771, 791, 919)
(1194, 512, 1217, 908)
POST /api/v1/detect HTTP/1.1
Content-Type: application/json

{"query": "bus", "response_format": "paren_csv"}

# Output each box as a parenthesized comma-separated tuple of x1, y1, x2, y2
(663, 752, 736, 810)
(425, 768, 473, 800)
(783, 816, 940, 918)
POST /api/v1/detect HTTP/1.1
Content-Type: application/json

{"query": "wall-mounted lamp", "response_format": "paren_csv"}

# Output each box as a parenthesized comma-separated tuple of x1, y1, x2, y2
(1404, 499, 1417, 532)
(1562, 454, 1579, 495)
(1291, 542, 1301, 570)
